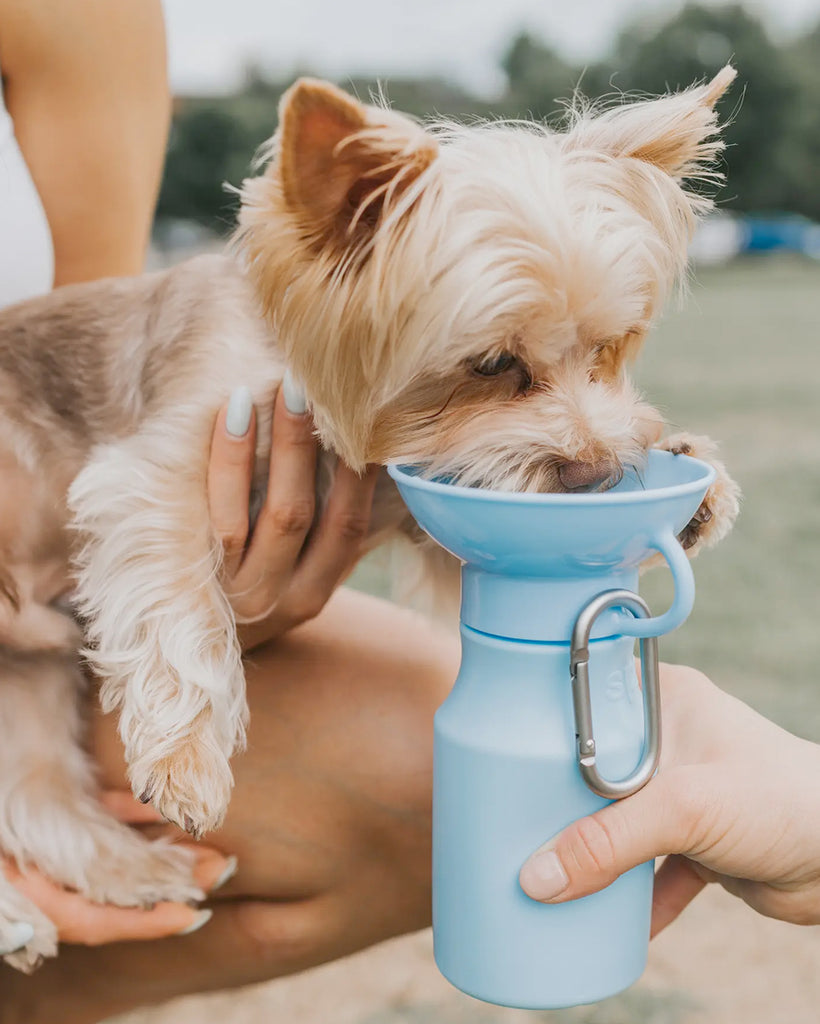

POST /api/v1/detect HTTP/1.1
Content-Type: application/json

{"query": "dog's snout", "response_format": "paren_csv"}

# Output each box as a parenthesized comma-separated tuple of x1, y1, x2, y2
(557, 458, 618, 492)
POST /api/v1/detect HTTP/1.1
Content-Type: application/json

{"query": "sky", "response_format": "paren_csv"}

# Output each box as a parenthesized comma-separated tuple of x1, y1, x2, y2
(164, 0, 820, 97)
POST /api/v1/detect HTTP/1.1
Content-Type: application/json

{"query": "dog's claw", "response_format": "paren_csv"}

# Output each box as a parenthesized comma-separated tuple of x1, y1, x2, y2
(138, 789, 152, 805)
(679, 499, 714, 549)
(183, 814, 203, 840)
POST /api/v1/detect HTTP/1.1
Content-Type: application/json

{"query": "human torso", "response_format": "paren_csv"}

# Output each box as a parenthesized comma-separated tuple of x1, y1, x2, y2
(0, 73, 54, 310)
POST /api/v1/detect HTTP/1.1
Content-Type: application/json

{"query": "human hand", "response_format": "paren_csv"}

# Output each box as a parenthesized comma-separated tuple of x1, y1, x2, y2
(207, 375, 379, 649)
(0, 792, 235, 951)
(519, 665, 820, 935)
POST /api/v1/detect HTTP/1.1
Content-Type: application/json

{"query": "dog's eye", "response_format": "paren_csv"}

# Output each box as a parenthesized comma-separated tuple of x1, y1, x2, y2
(469, 352, 517, 377)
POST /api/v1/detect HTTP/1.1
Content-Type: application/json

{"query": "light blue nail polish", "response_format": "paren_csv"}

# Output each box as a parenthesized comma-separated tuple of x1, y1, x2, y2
(282, 370, 307, 415)
(176, 908, 213, 937)
(211, 855, 239, 892)
(225, 386, 253, 437)
(1, 921, 35, 954)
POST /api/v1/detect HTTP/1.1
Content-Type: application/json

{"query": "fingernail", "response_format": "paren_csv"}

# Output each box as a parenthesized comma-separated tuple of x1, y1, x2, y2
(519, 850, 569, 902)
(176, 908, 213, 937)
(226, 386, 253, 437)
(210, 855, 238, 892)
(282, 370, 307, 415)
(1, 921, 35, 953)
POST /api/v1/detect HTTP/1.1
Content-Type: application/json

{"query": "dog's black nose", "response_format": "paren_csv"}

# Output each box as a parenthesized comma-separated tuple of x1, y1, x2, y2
(558, 458, 618, 492)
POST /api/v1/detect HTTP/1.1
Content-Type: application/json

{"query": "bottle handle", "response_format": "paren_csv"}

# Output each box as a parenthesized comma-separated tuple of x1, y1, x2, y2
(615, 527, 694, 639)
(570, 590, 661, 800)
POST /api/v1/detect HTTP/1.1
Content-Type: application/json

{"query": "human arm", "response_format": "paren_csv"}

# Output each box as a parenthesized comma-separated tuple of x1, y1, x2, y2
(0, 0, 170, 285)
(519, 664, 820, 934)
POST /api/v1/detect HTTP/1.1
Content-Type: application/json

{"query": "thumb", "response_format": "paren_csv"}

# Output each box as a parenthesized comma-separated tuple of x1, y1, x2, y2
(519, 774, 681, 903)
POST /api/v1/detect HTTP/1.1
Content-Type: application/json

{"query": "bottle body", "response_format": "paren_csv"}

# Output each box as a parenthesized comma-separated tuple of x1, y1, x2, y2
(433, 624, 653, 1009)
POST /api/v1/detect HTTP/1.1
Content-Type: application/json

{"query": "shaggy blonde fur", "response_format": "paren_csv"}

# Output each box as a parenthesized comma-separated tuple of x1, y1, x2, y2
(0, 69, 739, 968)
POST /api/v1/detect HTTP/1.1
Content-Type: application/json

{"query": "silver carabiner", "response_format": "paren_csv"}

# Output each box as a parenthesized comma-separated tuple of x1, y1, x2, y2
(569, 590, 661, 800)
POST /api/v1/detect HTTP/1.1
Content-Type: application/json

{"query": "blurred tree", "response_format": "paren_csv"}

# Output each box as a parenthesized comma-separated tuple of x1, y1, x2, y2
(780, 20, 820, 221)
(592, 4, 801, 212)
(499, 31, 579, 118)
(158, 63, 295, 232)
(157, 104, 248, 231)
(345, 75, 485, 121)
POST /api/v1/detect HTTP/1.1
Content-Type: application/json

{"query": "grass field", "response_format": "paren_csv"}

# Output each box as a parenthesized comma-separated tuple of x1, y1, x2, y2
(635, 256, 820, 740)
(125, 257, 820, 1024)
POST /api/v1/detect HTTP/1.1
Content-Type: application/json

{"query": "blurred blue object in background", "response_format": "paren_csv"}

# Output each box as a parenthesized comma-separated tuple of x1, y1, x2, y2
(690, 213, 820, 264)
(744, 214, 820, 256)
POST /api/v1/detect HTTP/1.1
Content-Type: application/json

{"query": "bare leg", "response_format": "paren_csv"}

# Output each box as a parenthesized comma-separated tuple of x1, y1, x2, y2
(0, 589, 459, 1024)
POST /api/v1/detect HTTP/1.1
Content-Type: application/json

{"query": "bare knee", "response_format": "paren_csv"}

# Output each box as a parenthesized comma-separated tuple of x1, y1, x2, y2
(230, 899, 333, 973)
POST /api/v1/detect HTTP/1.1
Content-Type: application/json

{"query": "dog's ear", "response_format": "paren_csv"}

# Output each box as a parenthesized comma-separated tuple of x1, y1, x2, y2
(277, 78, 437, 247)
(566, 65, 736, 179)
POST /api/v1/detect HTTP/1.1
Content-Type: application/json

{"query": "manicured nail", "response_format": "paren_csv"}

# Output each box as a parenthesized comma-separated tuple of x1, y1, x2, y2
(176, 908, 213, 936)
(211, 855, 238, 892)
(519, 850, 569, 902)
(225, 386, 253, 437)
(1, 921, 35, 953)
(282, 370, 307, 415)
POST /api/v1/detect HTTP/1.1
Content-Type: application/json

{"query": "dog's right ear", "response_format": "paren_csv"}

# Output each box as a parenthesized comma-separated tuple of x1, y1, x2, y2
(277, 78, 438, 249)
(566, 65, 736, 181)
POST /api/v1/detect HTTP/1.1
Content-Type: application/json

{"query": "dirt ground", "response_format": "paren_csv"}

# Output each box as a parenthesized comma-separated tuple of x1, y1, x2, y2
(117, 884, 820, 1024)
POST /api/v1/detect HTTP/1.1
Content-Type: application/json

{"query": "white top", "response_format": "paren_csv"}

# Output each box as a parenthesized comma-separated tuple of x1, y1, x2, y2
(0, 73, 54, 309)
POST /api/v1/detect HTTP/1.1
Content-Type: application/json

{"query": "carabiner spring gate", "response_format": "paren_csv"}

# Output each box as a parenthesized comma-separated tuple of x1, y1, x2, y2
(569, 590, 661, 800)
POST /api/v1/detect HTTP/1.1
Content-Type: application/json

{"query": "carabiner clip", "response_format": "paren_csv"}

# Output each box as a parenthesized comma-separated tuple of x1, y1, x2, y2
(569, 590, 661, 800)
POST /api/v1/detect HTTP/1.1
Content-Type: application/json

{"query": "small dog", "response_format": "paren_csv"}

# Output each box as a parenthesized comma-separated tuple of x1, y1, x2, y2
(0, 69, 739, 968)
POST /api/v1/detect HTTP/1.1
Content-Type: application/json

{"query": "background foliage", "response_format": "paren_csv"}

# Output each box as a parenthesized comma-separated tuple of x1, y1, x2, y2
(157, 2, 820, 232)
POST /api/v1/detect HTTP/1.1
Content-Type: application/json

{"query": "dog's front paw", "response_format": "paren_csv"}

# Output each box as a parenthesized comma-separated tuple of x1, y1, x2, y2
(82, 832, 203, 909)
(131, 720, 234, 838)
(658, 433, 740, 555)
(0, 886, 58, 973)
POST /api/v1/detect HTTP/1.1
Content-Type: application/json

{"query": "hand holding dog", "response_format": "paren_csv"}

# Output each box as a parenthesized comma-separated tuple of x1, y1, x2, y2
(208, 376, 379, 651)
(0, 793, 233, 953)
(520, 665, 820, 934)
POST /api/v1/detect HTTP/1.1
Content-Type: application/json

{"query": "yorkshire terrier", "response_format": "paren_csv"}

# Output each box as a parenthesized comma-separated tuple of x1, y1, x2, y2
(0, 68, 739, 968)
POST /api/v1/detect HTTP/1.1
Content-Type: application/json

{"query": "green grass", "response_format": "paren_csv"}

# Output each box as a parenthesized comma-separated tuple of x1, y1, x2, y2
(636, 256, 820, 740)
(352, 256, 820, 741)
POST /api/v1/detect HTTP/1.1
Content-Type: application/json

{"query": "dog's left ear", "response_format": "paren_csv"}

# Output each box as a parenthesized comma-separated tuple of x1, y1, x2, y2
(277, 78, 438, 248)
(566, 65, 736, 179)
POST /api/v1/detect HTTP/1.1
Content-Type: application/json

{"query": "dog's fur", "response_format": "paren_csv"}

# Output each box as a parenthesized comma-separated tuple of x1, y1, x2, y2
(0, 70, 739, 968)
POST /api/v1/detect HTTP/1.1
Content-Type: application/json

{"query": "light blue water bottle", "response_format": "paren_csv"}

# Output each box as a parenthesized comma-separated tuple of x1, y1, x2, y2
(388, 450, 714, 1010)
